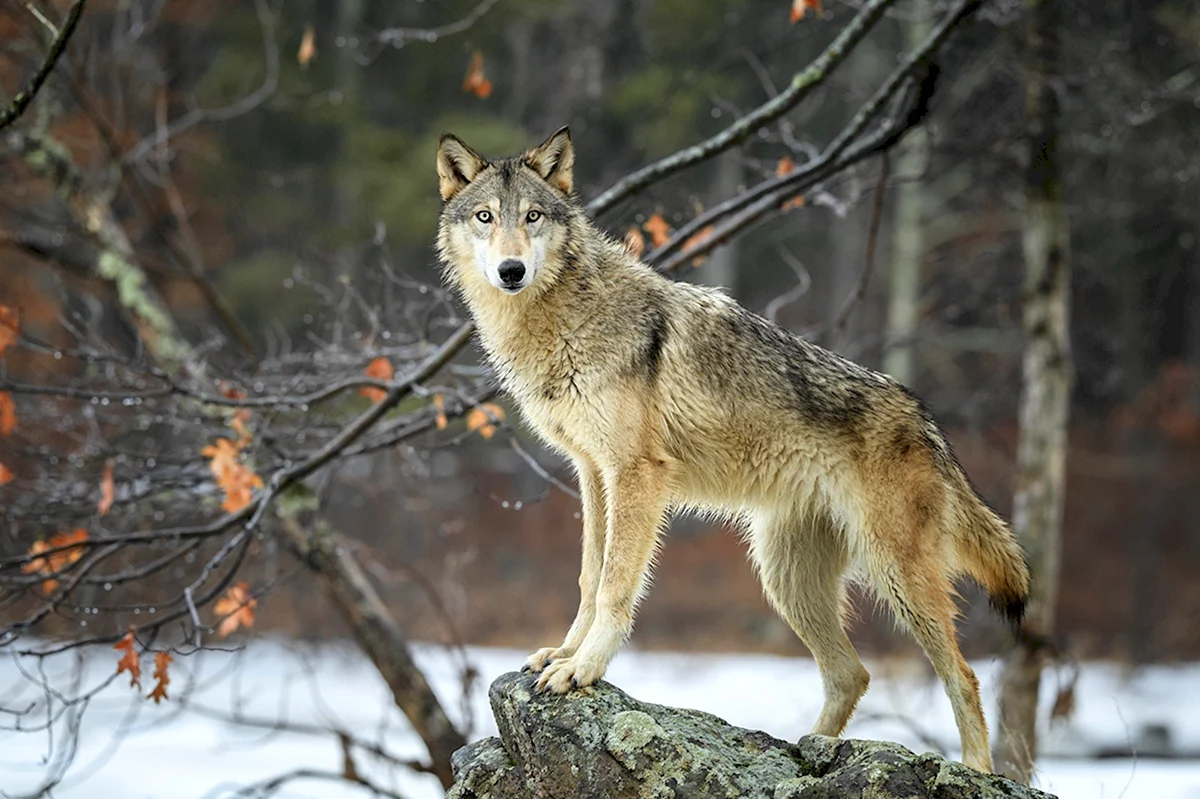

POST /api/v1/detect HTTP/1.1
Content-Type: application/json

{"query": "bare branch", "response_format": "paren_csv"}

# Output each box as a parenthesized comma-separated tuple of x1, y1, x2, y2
(0, 0, 87, 132)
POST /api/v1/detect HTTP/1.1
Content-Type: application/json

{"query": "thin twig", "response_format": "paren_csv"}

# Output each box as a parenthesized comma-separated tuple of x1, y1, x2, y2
(833, 151, 891, 346)
(0, 0, 87, 132)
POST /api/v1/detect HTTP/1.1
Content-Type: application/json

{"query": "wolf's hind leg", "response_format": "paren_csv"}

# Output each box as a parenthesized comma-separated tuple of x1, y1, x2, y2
(525, 459, 607, 673)
(750, 512, 870, 736)
(867, 540, 992, 772)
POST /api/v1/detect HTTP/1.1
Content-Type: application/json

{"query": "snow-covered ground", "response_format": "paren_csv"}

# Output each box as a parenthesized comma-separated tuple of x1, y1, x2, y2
(2, 641, 1199, 798)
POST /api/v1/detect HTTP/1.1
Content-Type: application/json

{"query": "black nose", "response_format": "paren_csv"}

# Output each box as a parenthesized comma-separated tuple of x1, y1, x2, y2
(498, 259, 526, 285)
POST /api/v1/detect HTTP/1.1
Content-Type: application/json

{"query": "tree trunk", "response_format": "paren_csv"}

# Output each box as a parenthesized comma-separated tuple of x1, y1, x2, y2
(276, 489, 467, 789)
(994, 0, 1071, 782)
(882, 2, 931, 385)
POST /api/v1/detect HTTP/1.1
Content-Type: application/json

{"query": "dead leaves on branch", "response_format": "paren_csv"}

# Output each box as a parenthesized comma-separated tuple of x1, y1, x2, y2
(114, 630, 141, 688)
(97, 460, 115, 516)
(0, 304, 18, 355)
(23, 528, 88, 594)
(213, 582, 257, 638)
(298, 24, 317, 68)
(462, 50, 493, 99)
(0, 391, 16, 436)
(790, 0, 822, 23)
(466, 403, 505, 439)
(113, 630, 175, 703)
(359, 356, 394, 403)
(775, 156, 806, 210)
(148, 651, 173, 704)
(201, 437, 263, 513)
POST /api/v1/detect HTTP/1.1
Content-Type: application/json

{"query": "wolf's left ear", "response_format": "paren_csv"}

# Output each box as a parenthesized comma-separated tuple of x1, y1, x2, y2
(437, 134, 488, 202)
(524, 126, 574, 195)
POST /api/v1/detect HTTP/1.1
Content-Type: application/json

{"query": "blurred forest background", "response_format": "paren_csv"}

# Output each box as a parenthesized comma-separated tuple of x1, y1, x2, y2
(1, 0, 1199, 794)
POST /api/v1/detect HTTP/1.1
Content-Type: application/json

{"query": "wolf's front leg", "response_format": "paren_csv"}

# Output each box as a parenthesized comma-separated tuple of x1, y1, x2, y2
(524, 460, 606, 673)
(536, 455, 675, 693)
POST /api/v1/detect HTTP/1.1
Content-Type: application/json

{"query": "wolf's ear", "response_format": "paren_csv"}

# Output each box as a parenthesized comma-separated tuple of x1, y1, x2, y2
(437, 134, 487, 202)
(524, 126, 574, 195)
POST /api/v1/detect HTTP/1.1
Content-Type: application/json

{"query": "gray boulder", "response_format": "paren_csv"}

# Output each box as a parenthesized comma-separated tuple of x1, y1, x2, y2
(448, 671, 1055, 799)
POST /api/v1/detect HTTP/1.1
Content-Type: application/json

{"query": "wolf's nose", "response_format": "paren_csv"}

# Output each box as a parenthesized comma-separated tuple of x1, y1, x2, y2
(498, 259, 526, 285)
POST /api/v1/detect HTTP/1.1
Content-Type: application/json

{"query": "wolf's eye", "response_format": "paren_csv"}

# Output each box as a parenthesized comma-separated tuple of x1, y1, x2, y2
(475, 210, 493, 224)
(526, 210, 542, 224)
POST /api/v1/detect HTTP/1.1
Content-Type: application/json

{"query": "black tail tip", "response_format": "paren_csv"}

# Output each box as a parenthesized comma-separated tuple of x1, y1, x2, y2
(989, 591, 1027, 632)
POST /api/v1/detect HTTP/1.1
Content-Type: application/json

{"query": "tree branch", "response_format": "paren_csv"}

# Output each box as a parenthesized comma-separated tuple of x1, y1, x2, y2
(586, 0, 899, 216)
(0, 0, 87, 132)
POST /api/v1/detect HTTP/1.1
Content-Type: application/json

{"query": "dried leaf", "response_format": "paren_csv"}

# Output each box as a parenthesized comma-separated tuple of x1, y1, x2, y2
(774, 156, 806, 210)
(466, 403, 505, 439)
(98, 461, 115, 517)
(201, 438, 264, 513)
(681, 225, 715, 267)
(433, 393, 448, 430)
(643, 213, 671, 248)
(359, 357, 394, 403)
(23, 528, 88, 594)
(0, 461, 12, 485)
(298, 25, 317, 67)
(114, 629, 141, 688)
(148, 651, 172, 704)
(462, 51, 493, 99)
(213, 582, 257, 638)
(623, 228, 646, 258)
(230, 408, 253, 447)
(790, 0, 822, 23)
(0, 391, 15, 436)
(0, 305, 18, 356)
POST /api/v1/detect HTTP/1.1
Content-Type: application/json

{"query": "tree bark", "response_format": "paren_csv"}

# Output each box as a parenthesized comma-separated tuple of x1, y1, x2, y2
(883, 1, 932, 385)
(275, 488, 466, 789)
(994, 0, 1072, 782)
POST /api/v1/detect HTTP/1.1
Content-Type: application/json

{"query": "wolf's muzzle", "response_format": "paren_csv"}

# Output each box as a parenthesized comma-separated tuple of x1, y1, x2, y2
(498, 259, 526, 291)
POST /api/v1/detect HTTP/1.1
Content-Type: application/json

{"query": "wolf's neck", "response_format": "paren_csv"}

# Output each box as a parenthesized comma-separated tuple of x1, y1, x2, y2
(466, 246, 608, 377)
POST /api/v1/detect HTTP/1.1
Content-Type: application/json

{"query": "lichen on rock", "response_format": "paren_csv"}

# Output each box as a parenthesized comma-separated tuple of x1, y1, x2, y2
(448, 671, 1056, 799)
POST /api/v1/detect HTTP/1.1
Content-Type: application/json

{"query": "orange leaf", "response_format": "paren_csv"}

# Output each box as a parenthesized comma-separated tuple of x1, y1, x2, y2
(462, 51, 493, 99)
(97, 461, 115, 516)
(0, 461, 12, 485)
(775, 155, 796, 177)
(782, 195, 805, 211)
(230, 409, 253, 447)
(114, 629, 141, 688)
(359, 357, 393, 403)
(790, 0, 821, 23)
(213, 582, 257, 638)
(466, 403, 505, 439)
(201, 438, 263, 513)
(0, 391, 15, 436)
(23, 528, 87, 594)
(298, 24, 317, 67)
(643, 214, 671, 248)
(148, 651, 172, 704)
(624, 228, 646, 258)
(0, 305, 18, 356)
(434, 393, 447, 430)
(681, 225, 715, 267)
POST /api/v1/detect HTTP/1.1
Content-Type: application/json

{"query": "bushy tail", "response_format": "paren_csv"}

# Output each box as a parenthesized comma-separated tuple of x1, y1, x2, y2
(949, 475, 1030, 630)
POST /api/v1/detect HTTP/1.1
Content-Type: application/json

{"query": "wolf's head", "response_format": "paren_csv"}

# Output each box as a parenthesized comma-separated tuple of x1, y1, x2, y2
(435, 127, 579, 297)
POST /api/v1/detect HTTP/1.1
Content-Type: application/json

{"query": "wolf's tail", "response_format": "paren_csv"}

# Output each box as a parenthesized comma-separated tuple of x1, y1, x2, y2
(946, 466, 1030, 630)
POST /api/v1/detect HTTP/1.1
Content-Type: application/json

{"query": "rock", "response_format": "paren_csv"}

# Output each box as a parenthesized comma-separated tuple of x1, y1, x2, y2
(447, 671, 1056, 799)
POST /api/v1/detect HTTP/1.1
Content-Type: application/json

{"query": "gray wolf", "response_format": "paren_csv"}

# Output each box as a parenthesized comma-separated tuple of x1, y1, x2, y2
(435, 127, 1029, 773)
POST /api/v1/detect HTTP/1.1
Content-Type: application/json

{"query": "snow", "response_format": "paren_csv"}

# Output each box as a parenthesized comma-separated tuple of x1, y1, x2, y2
(2, 642, 1199, 798)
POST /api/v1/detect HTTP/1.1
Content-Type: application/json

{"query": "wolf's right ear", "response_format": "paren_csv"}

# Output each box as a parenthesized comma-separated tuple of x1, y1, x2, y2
(437, 134, 487, 202)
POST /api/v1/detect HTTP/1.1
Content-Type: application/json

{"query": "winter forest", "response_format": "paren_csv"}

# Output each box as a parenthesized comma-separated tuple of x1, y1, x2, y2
(1, 0, 1199, 797)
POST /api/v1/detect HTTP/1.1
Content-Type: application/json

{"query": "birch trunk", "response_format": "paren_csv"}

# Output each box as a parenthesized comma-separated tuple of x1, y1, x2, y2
(882, 2, 931, 384)
(994, 0, 1072, 782)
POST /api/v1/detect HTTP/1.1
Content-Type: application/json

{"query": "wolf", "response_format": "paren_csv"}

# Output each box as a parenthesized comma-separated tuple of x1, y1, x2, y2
(435, 127, 1029, 773)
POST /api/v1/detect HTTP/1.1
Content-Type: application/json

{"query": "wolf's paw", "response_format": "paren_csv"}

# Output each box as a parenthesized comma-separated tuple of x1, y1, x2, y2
(522, 646, 571, 674)
(534, 654, 605, 694)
